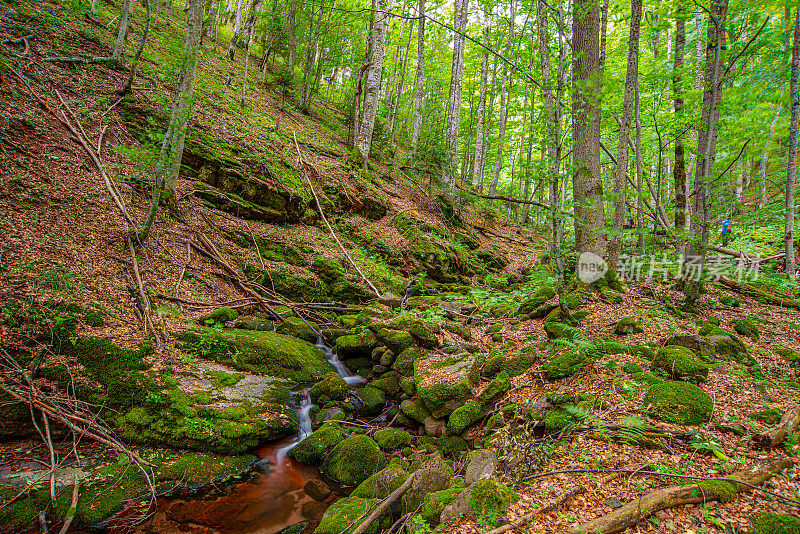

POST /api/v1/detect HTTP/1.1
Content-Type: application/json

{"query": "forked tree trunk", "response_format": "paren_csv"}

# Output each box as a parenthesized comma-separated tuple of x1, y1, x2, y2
(443, 0, 469, 188)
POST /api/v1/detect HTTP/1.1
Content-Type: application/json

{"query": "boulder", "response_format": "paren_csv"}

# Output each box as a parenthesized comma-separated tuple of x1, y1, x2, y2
(314, 497, 380, 534)
(424, 416, 446, 437)
(377, 328, 415, 354)
(304, 479, 331, 501)
(309, 372, 348, 404)
(351, 466, 409, 499)
(288, 422, 346, 464)
(664, 335, 714, 360)
(402, 458, 453, 513)
(733, 318, 760, 340)
(357, 387, 386, 416)
(517, 286, 556, 316)
(419, 487, 463, 526)
(373, 428, 412, 450)
(651, 346, 710, 383)
(276, 317, 319, 343)
(440, 479, 520, 526)
(476, 372, 510, 404)
(378, 292, 403, 310)
(543, 348, 589, 380)
(544, 322, 580, 340)
(322, 435, 388, 486)
(198, 307, 238, 328)
(233, 315, 274, 331)
(464, 450, 499, 485)
(643, 381, 713, 425)
(400, 398, 431, 423)
(336, 331, 378, 360)
(415, 352, 479, 418)
(447, 400, 482, 435)
(614, 316, 643, 335)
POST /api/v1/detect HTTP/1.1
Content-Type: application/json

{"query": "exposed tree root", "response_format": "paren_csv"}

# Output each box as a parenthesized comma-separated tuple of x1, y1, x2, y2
(566, 458, 793, 534)
(753, 407, 800, 449)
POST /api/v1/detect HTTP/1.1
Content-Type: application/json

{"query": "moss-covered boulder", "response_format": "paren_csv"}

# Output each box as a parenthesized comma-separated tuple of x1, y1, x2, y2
(377, 328, 416, 354)
(750, 408, 782, 424)
(199, 307, 238, 327)
(374, 428, 412, 450)
(314, 497, 381, 534)
(651, 346, 710, 383)
(336, 331, 378, 360)
(322, 435, 387, 486)
(470, 479, 520, 519)
(400, 398, 431, 423)
(643, 381, 713, 425)
(245, 264, 328, 303)
(234, 315, 274, 331)
(392, 347, 428, 376)
(476, 372, 511, 404)
(370, 372, 402, 397)
(276, 316, 318, 343)
(420, 487, 463, 525)
(447, 400, 482, 435)
(387, 314, 438, 348)
(614, 316, 643, 335)
(309, 372, 348, 404)
(357, 386, 386, 416)
(351, 466, 409, 499)
(517, 286, 556, 316)
(719, 295, 740, 308)
(176, 329, 333, 382)
(700, 324, 753, 365)
(632, 371, 663, 386)
(402, 458, 453, 513)
(415, 353, 479, 418)
(733, 317, 760, 340)
(543, 348, 589, 380)
(544, 322, 580, 341)
(749, 513, 800, 534)
(628, 344, 656, 361)
(288, 422, 346, 464)
(483, 349, 538, 377)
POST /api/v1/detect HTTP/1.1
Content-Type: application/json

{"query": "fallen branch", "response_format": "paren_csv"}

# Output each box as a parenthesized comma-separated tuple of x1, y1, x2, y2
(57, 476, 80, 534)
(753, 406, 800, 449)
(486, 484, 586, 534)
(348, 471, 416, 534)
(719, 275, 800, 310)
(566, 458, 794, 534)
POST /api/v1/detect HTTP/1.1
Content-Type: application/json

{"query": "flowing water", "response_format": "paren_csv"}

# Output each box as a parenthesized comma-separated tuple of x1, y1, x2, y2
(116, 335, 364, 534)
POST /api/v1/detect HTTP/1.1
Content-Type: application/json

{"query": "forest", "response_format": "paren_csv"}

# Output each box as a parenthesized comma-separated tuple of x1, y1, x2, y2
(0, 0, 800, 532)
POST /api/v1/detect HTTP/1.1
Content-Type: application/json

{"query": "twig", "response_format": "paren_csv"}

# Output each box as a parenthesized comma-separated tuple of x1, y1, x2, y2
(348, 471, 417, 534)
(485, 484, 586, 534)
(57, 476, 80, 534)
(100, 95, 126, 118)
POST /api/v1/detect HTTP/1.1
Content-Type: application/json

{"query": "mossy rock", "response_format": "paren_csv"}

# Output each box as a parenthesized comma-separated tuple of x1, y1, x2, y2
(544, 407, 573, 433)
(544, 322, 581, 341)
(276, 316, 319, 343)
(598, 340, 628, 355)
(749, 513, 800, 534)
(336, 331, 378, 360)
(651, 346, 710, 383)
(244, 264, 328, 303)
(199, 306, 238, 327)
(415, 362, 477, 418)
(377, 328, 416, 354)
(632, 371, 663, 386)
(358, 386, 386, 416)
(447, 400, 482, 435)
(614, 316, 643, 335)
(700, 325, 753, 365)
(476, 372, 510, 404)
(351, 467, 409, 499)
(234, 315, 274, 331)
(322, 435, 388, 486)
(176, 329, 333, 382)
(387, 314, 438, 348)
(719, 295, 740, 308)
(402, 458, 453, 513)
(314, 497, 381, 534)
(544, 349, 589, 380)
(400, 398, 431, 423)
(420, 487, 462, 525)
(750, 408, 781, 424)
(627, 344, 656, 360)
(484, 350, 537, 378)
(490, 303, 513, 317)
(370, 372, 402, 397)
(621, 362, 643, 374)
(777, 347, 800, 363)
(435, 435, 470, 457)
(732, 317, 760, 340)
(310, 257, 345, 284)
(643, 381, 713, 425)
(517, 286, 556, 316)
(469, 479, 520, 521)
(309, 372, 348, 404)
(374, 428, 412, 450)
(602, 290, 624, 304)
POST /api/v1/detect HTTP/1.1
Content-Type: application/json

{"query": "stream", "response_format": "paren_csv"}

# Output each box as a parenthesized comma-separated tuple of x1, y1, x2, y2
(115, 335, 364, 534)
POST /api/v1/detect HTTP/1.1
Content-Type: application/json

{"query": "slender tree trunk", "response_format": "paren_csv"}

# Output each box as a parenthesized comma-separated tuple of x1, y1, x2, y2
(786, 6, 799, 277)
(91, 0, 100, 16)
(113, 0, 137, 59)
(472, 24, 489, 190)
(286, 0, 297, 68)
(391, 21, 414, 143)
(518, 81, 529, 201)
(635, 84, 644, 250)
(122, 0, 152, 95)
(241, 0, 262, 106)
(609, 0, 642, 268)
(673, 5, 687, 252)
(759, 104, 782, 209)
(572, 0, 606, 258)
(228, 0, 245, 59)
(410, 0, 425, 154)
(443, 0, 469, 188)
(490, 0, 515, 196)
(355, 0, 391, 161)
(599, 0, 609, 72)
(139, 0, 204, 240)
(461, 89, 475, 184)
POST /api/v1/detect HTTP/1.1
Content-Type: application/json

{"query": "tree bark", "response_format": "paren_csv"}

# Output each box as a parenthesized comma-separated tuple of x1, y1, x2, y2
(753, 407, 800, 449)
(490, 0, 515, 196)
(443, 0, 469, 188)
(673, 4, 687, 253)
(355, 0, 390, 161)
(758, 104, 782, 209)
(241, 0, 263, 106)
(634, 83, 644, 250)
(410, 0, 425, 153)
(572, 0, 606, 258)
(609, 0, 642, 268)
(122, 0, 152, 95)
(286, 0, 297, 68)
(228, 0, 245, 60)
(786, 6, 799, 277)
(390, 20, 414, 144)
(472, 24, 489, 190)
(113, 0, 137, 59)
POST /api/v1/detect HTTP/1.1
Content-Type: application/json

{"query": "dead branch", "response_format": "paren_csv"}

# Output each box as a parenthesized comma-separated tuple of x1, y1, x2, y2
(57, 476, 80, 534)
(719, 275, 800, 310)
(753, 406, 800, 449)
(348, 471, 416, 534)
(292, 130, 381, 298)
(566, 458, 794, 534)
(486, 484, 586, 534)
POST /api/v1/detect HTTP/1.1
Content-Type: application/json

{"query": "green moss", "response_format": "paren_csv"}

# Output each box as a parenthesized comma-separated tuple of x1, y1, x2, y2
(276, 316, 319, 342)
(733, 318, 760, 340)
(599, 340, 628, 355)
(234, 315, 274, 331)
(199, 307, 238, 327)
(517, 286, 556, 316)
(447, 400, 482, 434)
(420, 487, 462, 525)
(469, 479, 520, 522)
(177, 329, 333, 382)
(544, 322, 581, 340)
(651, 346, 710, 383)
(435, 435, 470, 457)
(315, 497, 381, 534)
(358, 386, 386, 415)
(614, 316, 643, 335)
(544, 349, 589, 380)
(749, 513, 800, 534)
(631, 372, 662, 386)
(289, 422, 346, 464)
(377, 328, 416, 354)
(370, 372, 401, 396)
(374, 428, 412, 450)
(401, 376, 417, 396)
(336, 331, 378, 360)
(83, 307, 104, 327)
(719, 295, 740, 308)
(777, 346, 800, 363)
(400, 398, 431, 423)
(477, 372, 510, 404)
(322, 435, 388, 486)
(643, 381, 713, 425)
(627, 344, 656, 360)
(622, 362, 643, 373)
(310, 372, 348, 404)
(351, 467, 409, 498)
(417, 378, 473, 418)
(544, 407, 572, 433)
(695, 480, 739, 503)
(206, 369, 244, 389)
(750, 408, 782, 424)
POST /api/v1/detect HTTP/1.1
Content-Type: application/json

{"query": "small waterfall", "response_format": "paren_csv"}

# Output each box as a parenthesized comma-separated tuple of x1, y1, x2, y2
(316, 335, 366, 386)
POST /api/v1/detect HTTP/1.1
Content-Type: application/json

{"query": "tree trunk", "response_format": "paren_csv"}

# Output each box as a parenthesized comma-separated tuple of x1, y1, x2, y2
(673, 5, 687, 253)
(286, 0, 297, 68)
(635, 85, 644, 250)
(490, 0, 515, 196)
(228, 0, 245, 60)
(472, 24, 489, 190)
(786, 6, 799, 277)
(355, 0, 390, 161)
(609, 0, 642, 268)
(443, 0, 469, 188)
(758, 104, 782, 209)
(122, 0, 152, 95)
(391, 21, 414, 144)
(599, 0, 609, 72)
(461, 88, 475, 184)
(139, 0, 204, 240)
(410, 0, 425, 154)
(685, 0, 728, 306)
(113, 0, 137, 59)
(572, 0, 606, 258)
(241, 0, 262, 106)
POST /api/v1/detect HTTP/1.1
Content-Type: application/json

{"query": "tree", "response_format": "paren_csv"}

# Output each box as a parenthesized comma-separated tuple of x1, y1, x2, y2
(786, 6, 799, 277)
(489, 0, 515, 196)
(673, 1, 687, 253)
(241, 0, 263, 106)
(138, 0, 204, 241)
(228, 0, 245, 60)
(758, 104, 782, 209)
(355, 0, 391, 161)
(472, 23, 489, 190)
(410, 0, 425, 153)
(572, 0, 606, 258)
(443, 0, 469, 188)
(113, 0, 137, 60)
(609, 0, 642, 268)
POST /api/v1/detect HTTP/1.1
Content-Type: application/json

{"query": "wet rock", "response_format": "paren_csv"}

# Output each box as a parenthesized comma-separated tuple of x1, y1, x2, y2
(335, 331, 378, 360)
(289, 423, 346, 465)
(304, 479, 331, 501)
(309, 372, 348, 404)
(322, 435, 388, 486)
(376, 328, 415, 354)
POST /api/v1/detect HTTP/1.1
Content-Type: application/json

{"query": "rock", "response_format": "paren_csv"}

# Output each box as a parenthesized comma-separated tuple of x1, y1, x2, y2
(543, 348, 589, 380)
(420, 487, 463, 526)
(314, 497, 380, 534)
(335, 331, 378, 360)
(309, 372, 348, 404)
(476, 372, 511, 404)
(606, 497, 624, 510)
(370, 372, 401, 397)
(357, 387, 386, 416)
(402, 458, 453, 513)
(276, 317, 319, 343)
(517, 286, 556, 316)
(628, 343, 656, 360)
(234, 315, 274, 331)
(435, 435, 470, 457)
(700, 324, 753, 365)
(378, 292, 403, 310)
(464, 450, 498, 486)
(664, 335, 714, 359)
(749, 513, 800, 534)
(351, 467, 409, 499)
(621, 361, 643, 373)
(377, 328, 415, 354)
(374, 428, 412, 450)
(750, 408, 781, 424)
(304, 479, 331, 501)
(386, 314, 438, 348)
(490, 303, 513, 317)
(175, 329, 333, 382)
(441, 479, 520, 526)
(733, 317, 760, 340)
(379, 350, 396, 367)
(400, 398, 431, 423)
(651, 346, 710, 383)
(643, 381, 713, 425)
(288, 423, 346, 464)
(415, 352, 479, 418)
(483, 350, 538, 378)
(198, 307, 238, 327)
(424, 416, 446, 437)
(631, 371, 663, 386)
(614, 316, 643, 335)
(719, 295, 740, 307)
(392, 347, 428, 376)
(439, 488, 471, 524)
(447, 400, 482, 435)
(777, 347, 800, 363)
(598, 340, 628, 355)
(322, 435, 388, 486)
(544, 321, 580, 340)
